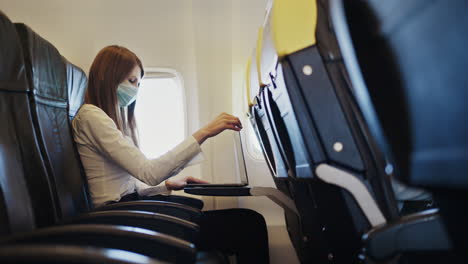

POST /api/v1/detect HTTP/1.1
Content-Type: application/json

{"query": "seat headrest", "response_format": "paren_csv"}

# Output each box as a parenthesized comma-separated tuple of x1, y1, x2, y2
(257, 0, 318, 86)
(0, 12, 29, 92)
(65, 60, 87, 119)
(268, 0, 318, 58)
(14, 23, 67, 105)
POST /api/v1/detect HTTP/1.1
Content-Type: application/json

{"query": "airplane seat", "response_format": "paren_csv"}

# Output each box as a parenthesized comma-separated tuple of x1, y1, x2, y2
(246, 46, 286, 180)
(247, 55, 288, 196)
(0, 244, 166, 264)
(0, 9, 50, 234)
(246, 31, 324, 262)
(251, 0, 405, 262)
(331, 0, 467, 261)
(251, 100, 319, 263)
(17, 22, 203, 222)
(13, 21, 232, 264)
(14, 22, 93, 218)
(248, 12, 342, 264)
(14, 22, 210, 240)
(0, 11, 190, 264)
(253, 91, 336, 263)
(248, 25, 333, 263)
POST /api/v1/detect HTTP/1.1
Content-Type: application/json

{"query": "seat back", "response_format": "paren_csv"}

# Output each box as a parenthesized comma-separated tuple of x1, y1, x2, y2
(245, 30, 321, 263)
(248, 0, 399, 262)
(0, 12, 53, 234)
(248, 35, 282, 178)
(15, 23, 92, 222)
(335, 0, 468, 189)
(276, 0, 398, 217)
(331, 0, 468, 253)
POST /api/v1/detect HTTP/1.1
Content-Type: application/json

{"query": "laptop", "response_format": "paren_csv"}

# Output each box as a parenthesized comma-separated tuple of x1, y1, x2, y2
(185, 132, 249, 187)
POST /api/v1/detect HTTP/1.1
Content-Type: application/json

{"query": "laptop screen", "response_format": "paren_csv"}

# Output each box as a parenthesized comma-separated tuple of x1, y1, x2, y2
(234, 132, 249, 184)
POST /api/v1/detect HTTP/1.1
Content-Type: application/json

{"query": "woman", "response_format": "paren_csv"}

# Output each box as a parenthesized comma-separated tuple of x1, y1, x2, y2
(72, 45, 269, 263)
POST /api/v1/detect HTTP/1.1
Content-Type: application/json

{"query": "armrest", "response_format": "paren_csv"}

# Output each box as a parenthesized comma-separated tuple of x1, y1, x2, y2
(184, 186, 251, 196)
(0, 244, 164, 264)
(96, 200, 202, 222)
(364, 209, 452, 260)
(146, 194, 204, 210)
(184, 186, 299, 217)
(63, 210, 199, 242)
(0, 224, 196, 263)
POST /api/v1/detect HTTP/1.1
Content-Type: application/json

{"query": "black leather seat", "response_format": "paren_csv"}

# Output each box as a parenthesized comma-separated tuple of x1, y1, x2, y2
(331, 0, 467, 261)
(12, 22, 204, 243)
(0, 10, 194, 264)
(0, 244, 167, 264)
(12, 19, 229, 264)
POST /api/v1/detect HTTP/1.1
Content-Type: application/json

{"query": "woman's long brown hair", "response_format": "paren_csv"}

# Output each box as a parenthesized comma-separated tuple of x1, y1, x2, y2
(85, 45, 144, 147)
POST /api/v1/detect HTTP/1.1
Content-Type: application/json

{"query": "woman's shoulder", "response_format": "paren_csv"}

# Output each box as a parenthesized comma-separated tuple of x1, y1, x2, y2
(73, 104, 114, 128)
(75, 104, 109, 120)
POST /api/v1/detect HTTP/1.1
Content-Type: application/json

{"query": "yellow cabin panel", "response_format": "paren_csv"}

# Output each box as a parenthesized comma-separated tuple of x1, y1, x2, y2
(271, 0, 318, 57)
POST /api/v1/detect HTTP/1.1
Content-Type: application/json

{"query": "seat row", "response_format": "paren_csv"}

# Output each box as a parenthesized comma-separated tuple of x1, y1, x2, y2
(243, 0, 463, 263)
(0, 11, 226, 264)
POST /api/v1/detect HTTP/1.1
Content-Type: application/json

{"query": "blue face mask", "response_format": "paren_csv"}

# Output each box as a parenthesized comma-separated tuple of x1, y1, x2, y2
(117, 83, 138, 107)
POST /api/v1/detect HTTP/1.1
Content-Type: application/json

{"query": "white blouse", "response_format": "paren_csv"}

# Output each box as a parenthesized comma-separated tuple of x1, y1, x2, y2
(72, 104, 203, 207)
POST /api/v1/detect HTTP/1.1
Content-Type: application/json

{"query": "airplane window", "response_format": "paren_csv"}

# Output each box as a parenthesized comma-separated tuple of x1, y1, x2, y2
(134, 71, 186, 159)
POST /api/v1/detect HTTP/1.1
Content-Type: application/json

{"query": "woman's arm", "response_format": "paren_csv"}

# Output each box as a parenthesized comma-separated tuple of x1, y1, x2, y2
(73, 106, 242, 188)
(73, 106, 201, 186)
(192, 112, 242, 145)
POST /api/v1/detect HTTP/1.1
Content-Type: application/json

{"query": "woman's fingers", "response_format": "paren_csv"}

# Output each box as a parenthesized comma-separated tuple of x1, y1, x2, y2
(208, 117, 242, 135)
(217, 113, 242, 126)
(193, 113, 243, 144)
(165, 176, 209, 191)
(221, 118, 242, 129)
(236, 117, 243, 128)
(225, 115, 243, 127)
(186, 176, 209, 184)
(225, 123, 241, 131)
(165, 178, 185, 191)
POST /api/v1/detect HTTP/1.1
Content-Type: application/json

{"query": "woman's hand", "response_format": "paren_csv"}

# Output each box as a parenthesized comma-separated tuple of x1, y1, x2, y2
(192, 112, 243, 144)
(165, 176, 209, 191)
